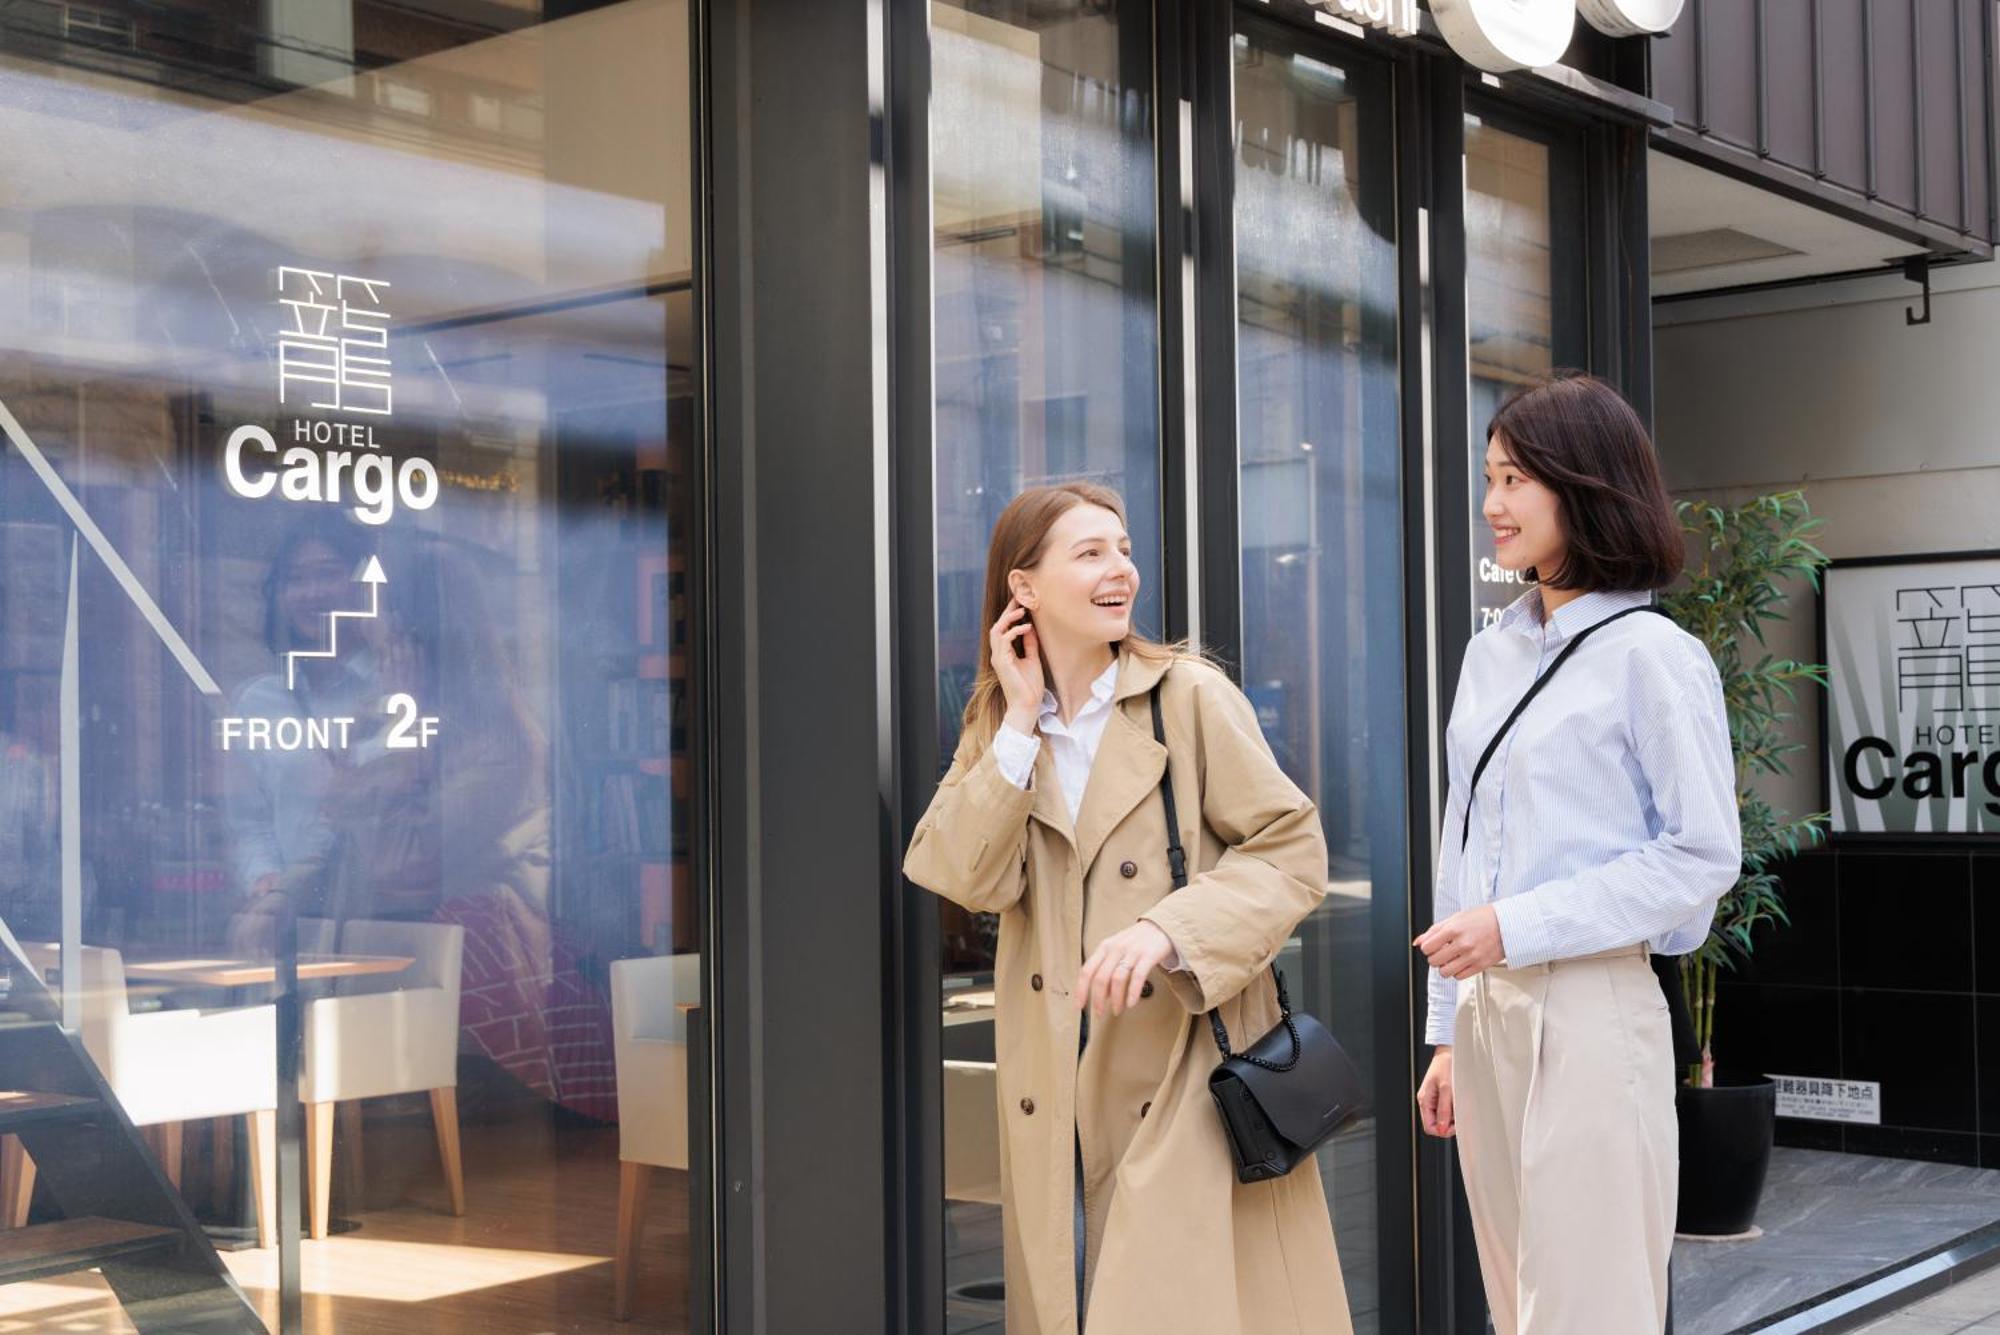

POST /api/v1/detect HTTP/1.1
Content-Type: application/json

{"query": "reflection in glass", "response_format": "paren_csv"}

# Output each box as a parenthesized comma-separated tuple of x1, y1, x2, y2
(0, 2, 702, 1331)
(1464, 113, 1581, 631)
(930, 1, 1160, 1325)
(1233, 25, 1402, 1334)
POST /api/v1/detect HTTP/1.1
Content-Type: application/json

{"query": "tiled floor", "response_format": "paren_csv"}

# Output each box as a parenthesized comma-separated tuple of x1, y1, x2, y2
(1853, 1263, 2000, 1332)
(937, 1139, 2000, 1335)
(0, 1102, 694, 1333)
(1671, 1149, 2000, 1335)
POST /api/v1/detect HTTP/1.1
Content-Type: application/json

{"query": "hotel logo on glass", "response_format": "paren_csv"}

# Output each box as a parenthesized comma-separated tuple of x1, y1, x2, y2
(1824, 553, 2000, 835)
(277, 267, 394, 416)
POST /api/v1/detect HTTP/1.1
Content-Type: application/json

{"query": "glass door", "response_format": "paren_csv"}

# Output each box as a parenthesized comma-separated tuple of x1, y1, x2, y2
(1462, 103, 1590, 631)
(0, 3, 709, 1331)
(928, 2, 1163, 1328)
(1230, 16, 1404, 1335)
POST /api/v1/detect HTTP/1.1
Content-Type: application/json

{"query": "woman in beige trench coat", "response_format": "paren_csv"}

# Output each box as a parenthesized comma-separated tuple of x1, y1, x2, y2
(905, 482, 1353, 1335)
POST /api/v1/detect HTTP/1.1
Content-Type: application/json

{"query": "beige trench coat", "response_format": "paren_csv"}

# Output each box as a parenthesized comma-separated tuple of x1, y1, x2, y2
(906, 650, 1352, 1335)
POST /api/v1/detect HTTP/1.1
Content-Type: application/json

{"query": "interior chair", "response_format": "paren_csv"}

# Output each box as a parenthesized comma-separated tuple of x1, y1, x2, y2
(298, 919, 465, 1239)
(942, 1060, 1003, 1206)
(17, 944, 280, 1245)
(609, 951, 698, 1321)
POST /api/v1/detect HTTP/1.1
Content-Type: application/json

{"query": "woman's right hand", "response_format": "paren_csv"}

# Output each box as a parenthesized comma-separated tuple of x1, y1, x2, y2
(1417, 1048, 1456, 1138)
(988, 599, 1044, 735)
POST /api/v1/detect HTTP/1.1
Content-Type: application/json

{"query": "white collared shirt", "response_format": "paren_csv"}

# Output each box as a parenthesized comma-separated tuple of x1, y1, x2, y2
(1424, 588, 1742, 1047)
(991, 657, 1120, 824)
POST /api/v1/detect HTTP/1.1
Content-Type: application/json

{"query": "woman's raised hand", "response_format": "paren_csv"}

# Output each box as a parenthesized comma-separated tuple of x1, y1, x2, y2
(988, 599, 1044, 734)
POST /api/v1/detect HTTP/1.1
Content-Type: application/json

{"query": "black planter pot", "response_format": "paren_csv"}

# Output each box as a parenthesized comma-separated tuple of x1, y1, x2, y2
(1676, 1076, 1777, 1237)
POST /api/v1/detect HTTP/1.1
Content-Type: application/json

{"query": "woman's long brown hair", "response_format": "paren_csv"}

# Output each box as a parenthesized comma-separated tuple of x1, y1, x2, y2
(961, 483, 1194, 749)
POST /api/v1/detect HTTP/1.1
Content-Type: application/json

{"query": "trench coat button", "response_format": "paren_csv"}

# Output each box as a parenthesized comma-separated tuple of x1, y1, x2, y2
(1030, 973, 1044, 992)
(1119, 860, 1138, 878)
(1020, 1097, 1036, 1115)
(1140, 981, 1154, 999)
(1140, 1101, 1151, 1118)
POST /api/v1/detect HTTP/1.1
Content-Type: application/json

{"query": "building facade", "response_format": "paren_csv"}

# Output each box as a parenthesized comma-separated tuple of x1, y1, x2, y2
(0, 2, 1991, 1333)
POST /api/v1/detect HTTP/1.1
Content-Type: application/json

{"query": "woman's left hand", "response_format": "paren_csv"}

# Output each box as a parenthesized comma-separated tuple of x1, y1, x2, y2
(1076, 921, 1176, 1018)
(1415, 906, 1505, 980)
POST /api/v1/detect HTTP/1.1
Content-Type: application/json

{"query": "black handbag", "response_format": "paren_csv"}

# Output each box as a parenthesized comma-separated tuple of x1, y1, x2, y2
(1456, 602, 1702, 1069)
(1150, 690, 1367, 1184)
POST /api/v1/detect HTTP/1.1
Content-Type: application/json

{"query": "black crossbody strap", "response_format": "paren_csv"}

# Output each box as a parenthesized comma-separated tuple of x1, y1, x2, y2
(1458, 603, 1666, 855)
(1150, 688, 1298, 1067)
(1151, 688, 1190, 891)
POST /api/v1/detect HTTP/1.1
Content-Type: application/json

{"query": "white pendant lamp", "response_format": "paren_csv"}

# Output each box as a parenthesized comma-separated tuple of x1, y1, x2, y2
(1428, 0, 1576, 74)
(1577, 0, 1686, 38)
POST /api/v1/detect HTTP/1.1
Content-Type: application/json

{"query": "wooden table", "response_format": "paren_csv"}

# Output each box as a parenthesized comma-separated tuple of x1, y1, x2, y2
(942, 989, 995, 1028)
(122, 954, 413, 988)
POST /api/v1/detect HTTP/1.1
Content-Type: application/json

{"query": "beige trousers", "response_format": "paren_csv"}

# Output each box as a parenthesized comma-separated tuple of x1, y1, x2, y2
(1452, 945, 1678, 1335)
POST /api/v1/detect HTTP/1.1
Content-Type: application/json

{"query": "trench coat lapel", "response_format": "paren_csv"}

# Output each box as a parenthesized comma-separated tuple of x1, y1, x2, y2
(1074, 700, 1167, 875)
(1026, 734, 1074, 842)
(1069, 650, 1175, 874)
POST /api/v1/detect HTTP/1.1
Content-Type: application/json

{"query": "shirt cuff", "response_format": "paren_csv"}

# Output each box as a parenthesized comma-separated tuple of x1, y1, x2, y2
(1489, 894, 1554, 969)
(990, 722, 1040, 791)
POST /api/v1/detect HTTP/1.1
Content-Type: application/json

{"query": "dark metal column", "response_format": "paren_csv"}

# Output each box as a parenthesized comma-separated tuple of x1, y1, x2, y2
(704, 1, 902, 1330)
(1187, 0, 1241, 667)
(886, 0, 941, 1327)
(1409, 54, 1485, 1335)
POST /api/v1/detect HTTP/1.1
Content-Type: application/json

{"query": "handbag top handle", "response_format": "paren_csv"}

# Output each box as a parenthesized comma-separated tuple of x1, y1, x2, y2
(1150, 686, 1300, 1069)
(1458, 602, 1666, 855)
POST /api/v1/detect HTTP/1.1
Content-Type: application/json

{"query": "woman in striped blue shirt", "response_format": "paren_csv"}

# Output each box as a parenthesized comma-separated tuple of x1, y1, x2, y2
(1413, 372, 1742, 1334)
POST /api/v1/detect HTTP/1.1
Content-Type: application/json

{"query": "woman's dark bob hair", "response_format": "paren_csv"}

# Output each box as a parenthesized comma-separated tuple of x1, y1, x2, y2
(1486, 370, 1684, 593)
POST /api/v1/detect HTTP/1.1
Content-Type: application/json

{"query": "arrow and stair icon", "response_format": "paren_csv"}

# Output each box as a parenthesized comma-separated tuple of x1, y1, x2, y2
(285, 555, 387, 691)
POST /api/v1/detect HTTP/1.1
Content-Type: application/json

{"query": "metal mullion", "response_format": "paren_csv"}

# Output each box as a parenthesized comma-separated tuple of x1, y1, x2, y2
(886, 0, 940, 1330)
(1811, 0, 1825, 177)
(1117, 0, 1163, 627)
(1810, 2, 1833, 179)
(1987, 0, 1997, 245)
(1913, 0, 1927, 219)
(1386, 42, 1442, 1335)
(685, 0, 721, 1326)
(1321, 43, 1421, 1335)
(1192, 1, 1240, 669)
(1754, 0, 1768, 157)
(1157, 0, 1197, 646)
(1863, 0, 1878, 199)
(1692, 0, 1708, 133)
(1958, 0, 1972, 235)
(1416, 57, 1480, 1335)
(1617, 122, 1654, 430)
(1585, 122, 1620, 382)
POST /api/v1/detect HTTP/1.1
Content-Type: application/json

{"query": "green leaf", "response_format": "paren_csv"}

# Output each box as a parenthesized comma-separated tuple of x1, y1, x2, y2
(1665, 490, 1830, 1070)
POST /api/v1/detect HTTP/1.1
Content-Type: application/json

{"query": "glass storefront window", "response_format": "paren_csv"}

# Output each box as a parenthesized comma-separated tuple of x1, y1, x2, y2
(1463, 109, 1587, 631)
(0, 3, 704, 1331)
(1233, 21, 1402, 1334)
(929, 0, 1161, 1324)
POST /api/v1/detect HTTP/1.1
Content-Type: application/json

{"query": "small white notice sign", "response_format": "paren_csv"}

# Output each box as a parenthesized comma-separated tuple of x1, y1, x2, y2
(1768, 1074, 1882, 1125)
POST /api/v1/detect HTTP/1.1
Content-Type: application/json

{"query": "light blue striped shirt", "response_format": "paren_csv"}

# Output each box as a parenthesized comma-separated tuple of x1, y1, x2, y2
(1425, 588, 1741, 1047)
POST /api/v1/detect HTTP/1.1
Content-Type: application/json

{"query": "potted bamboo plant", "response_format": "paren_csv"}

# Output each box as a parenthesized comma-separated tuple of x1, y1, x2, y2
(1657, 490, 1829, 1238)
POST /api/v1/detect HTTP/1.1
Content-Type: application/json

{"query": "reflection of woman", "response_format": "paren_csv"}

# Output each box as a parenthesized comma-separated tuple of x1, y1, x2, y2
(905, 484, 1351, 1335)
(225, 518, 616, 1121)
(0, 730, 58, 941)
(1414, 373, 1739, 1334)
(225, 516, 377, 916)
